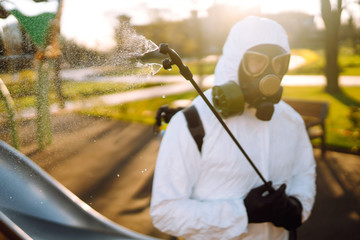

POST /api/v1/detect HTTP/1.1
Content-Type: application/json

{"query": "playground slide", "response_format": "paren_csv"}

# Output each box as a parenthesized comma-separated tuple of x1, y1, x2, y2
(0, 140, 159, 240)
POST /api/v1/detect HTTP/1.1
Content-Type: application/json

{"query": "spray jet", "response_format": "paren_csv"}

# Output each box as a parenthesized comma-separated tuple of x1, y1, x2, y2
(157, 43, 274, 192)
(139, 48, 168, 64)
(130, 47, 168, 65)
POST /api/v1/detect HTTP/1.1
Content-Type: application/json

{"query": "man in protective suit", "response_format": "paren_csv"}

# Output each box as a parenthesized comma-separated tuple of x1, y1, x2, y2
(150, 16, 316, 240)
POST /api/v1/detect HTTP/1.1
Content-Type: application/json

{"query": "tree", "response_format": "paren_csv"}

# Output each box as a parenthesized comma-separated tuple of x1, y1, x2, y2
(6, 0, 62, 149)
(321, 0, 343, 94)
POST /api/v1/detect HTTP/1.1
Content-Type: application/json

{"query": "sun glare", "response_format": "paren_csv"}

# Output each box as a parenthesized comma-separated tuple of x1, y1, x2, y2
(259, 0, 320, 15)
(60, 0, 324, 51)
(61, 0, 118, 51)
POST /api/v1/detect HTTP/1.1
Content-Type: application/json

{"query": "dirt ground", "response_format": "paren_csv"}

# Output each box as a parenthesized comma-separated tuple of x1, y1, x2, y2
(1, 112, 360, 239)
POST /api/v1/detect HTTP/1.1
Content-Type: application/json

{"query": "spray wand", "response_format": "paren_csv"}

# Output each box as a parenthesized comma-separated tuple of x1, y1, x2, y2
(158, 43, 274, 191)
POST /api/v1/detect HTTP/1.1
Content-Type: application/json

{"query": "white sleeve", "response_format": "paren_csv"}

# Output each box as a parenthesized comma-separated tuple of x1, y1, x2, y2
(150, 112, 248, 239)
(288, 119, 317, 222)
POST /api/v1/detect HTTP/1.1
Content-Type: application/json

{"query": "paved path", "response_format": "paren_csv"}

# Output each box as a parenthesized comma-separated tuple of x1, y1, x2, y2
(59, 74, 359, 112)
(56, 55, 359, 113)
(59, 65, 360, 109)
(60, 65, 360, 87)
(17, 73, 357, 120)
(299, 150, 360, 240)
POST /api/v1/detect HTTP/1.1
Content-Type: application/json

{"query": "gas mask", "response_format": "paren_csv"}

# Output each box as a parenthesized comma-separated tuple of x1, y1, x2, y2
(212, 44, 290, 121)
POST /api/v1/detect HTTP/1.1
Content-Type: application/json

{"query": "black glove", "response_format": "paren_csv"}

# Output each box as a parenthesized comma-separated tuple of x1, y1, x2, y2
(271, 190, 303, 231)
(244, 183, 303, 231)
(244, 182, 286, 223)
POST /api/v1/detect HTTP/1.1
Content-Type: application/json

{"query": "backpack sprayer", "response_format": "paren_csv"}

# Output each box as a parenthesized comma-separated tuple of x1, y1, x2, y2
(156, 43, 273, 191)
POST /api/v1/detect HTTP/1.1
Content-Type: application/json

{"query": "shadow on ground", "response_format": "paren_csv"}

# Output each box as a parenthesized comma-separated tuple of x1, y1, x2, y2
(298, 150, 360, 240)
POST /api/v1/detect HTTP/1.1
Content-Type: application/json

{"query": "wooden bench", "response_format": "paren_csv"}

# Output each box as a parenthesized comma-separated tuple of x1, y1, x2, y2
(284, 99, 329, 159)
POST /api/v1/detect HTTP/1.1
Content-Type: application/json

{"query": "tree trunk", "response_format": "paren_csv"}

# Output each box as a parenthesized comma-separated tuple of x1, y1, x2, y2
(324, 18, 340, 93)
(36, 59, 53, 150)
(321, 0, 342, 94)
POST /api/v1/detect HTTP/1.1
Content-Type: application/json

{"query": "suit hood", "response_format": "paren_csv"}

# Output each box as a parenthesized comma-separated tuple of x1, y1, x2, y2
(214, 16, 290, 86)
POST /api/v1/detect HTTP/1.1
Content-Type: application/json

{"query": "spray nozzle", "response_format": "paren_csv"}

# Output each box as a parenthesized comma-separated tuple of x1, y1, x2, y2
(159, 43, 193, 81)
(132, 43, 193, 80)
(162, 59, 173, 70)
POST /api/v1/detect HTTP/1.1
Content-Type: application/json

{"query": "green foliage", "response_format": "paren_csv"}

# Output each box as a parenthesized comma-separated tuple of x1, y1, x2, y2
(62, 81, 131, 99)
(349, 106, 360, 129)
(0, 76, 160, 112)
(338, 47, 360, 75)
(0, 70, 37, 97)
(348, 106, 360, 152)
(288, 47, 360, 76)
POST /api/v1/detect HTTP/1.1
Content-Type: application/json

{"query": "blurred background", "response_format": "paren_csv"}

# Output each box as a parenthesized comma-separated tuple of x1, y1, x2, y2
(0, 0, 359, 239)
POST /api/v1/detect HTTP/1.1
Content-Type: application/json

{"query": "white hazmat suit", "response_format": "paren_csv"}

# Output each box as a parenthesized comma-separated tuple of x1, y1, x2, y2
(150, 16, 316, 240)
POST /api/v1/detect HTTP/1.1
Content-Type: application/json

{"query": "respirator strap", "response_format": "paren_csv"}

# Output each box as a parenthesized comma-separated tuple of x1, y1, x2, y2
(183, 105, 205, 153)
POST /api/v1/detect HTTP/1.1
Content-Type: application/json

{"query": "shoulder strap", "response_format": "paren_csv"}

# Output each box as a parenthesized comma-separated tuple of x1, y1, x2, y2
(183, 105, 205, 153)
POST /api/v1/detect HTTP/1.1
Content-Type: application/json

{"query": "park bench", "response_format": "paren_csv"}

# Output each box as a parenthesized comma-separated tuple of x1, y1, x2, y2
(284, 99, 329, 159)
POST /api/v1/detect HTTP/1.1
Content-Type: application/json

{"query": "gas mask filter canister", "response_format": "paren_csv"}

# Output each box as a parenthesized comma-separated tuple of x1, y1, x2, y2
(212, 44, 290, 121)
(212, 81, 245, 119)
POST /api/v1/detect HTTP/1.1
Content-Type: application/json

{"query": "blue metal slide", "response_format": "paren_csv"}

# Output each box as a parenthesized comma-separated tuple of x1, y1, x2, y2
(0, 140, 159, 240)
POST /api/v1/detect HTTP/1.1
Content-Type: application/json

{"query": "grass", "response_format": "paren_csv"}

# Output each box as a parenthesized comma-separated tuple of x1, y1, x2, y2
(338, 47, 360, 75)
(288, 46, 360, 76)
(283, 86, 360, 152)
(79, 86, 360, 153)
(62, 81, 161, 99)
(288, 49, 324, 75)
(80, 91, 197, 125)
